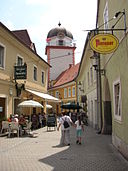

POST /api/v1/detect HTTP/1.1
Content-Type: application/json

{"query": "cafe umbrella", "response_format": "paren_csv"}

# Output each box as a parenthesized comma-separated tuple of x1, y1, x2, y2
(60, 102, 82, 110)
(46, 104, 52, 109)
(18, 100, 43, 120)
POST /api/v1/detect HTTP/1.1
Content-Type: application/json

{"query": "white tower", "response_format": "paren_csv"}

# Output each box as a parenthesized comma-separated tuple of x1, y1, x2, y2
(45, 23, 76, 85)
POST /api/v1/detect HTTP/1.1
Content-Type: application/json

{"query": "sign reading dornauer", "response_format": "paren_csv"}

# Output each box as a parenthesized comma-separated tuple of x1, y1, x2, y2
(90, 34, 119, 54)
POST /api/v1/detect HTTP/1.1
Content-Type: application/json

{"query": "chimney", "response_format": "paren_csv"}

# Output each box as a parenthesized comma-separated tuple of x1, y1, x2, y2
(69, 64, 72, 68)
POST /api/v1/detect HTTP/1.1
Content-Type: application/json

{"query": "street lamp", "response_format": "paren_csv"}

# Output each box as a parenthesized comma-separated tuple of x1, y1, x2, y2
(112, 10, 126, 33)
(90, 55, 105, 76)
(85, 10, 126, 33)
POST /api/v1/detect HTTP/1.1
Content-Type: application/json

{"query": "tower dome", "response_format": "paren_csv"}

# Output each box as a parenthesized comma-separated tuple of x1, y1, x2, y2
(47, 23, 73, 39)
(46, 23, 76, 83)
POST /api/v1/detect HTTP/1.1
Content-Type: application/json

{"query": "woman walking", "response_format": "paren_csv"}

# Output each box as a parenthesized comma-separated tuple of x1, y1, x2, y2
(75, 115, 84, 145)
(57, 112, 73, 146)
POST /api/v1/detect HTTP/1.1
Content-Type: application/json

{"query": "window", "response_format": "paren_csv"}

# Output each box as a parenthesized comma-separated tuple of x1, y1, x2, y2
(72, 86, 75, 97)
(113, 79, 121, 121)
(91, 100, 93, 117)
(17, 56, 23, 66)
(64, 88, 67, 98)
(104, 1, 109, 31)
(68, 87, 71, 97)
(0, 44, 4, 68)
(55, 91, 59, 98)
(42, 71, 45, 84)
(33, 108, 36, 114)
(87, 71, 90, 87)
(90, 66, 93, 85)
(34, 66, 37, 81)
(93, 68, 96, 82)
(58, 40, 64, 46)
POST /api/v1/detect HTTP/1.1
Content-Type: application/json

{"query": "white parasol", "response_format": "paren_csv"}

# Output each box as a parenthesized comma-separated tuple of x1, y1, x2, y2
(18, 100, 43, 108)
(18, 100, 43, 121)
(46, 104, 52, 109)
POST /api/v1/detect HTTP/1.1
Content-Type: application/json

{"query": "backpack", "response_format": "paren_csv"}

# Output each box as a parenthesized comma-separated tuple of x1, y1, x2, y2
(62, 117, 70, 128)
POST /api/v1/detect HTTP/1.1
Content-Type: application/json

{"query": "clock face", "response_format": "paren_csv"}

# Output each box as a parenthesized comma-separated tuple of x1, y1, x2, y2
(57, 32, 65, 39)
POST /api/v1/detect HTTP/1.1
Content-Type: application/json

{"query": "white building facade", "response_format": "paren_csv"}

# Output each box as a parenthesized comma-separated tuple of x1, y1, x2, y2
(76, 34, 98, 130)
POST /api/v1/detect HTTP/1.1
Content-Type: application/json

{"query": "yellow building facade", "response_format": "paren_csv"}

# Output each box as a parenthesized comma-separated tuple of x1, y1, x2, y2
(0, 22, 51, 122)
(48, 63, 79, 114)
(49, 82, 77, 114)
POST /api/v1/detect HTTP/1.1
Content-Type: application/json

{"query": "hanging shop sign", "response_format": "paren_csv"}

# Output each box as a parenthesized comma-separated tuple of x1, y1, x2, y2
(14, 63, 27, 80)
(90, 34, 119, 54)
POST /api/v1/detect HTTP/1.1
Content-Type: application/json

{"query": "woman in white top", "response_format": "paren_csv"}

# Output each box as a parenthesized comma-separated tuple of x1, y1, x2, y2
(75, 115, 84, 145)
(57, 112, 72, 146)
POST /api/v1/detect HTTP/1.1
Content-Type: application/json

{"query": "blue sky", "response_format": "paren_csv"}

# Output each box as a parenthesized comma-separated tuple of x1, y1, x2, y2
(0, 0, 97, 64)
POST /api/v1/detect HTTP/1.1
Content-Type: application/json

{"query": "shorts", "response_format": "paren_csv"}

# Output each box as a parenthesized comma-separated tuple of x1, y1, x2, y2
(76, 129, 82, 137)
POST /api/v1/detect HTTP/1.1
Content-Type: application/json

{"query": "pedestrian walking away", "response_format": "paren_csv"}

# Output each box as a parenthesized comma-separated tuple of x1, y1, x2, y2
(75, 115, 84, 145)
(57, 112, 73, 146)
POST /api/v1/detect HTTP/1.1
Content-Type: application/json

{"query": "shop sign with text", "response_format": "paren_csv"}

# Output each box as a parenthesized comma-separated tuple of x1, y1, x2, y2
(14, 64, 27, 80)
(90, 34, 119, 54)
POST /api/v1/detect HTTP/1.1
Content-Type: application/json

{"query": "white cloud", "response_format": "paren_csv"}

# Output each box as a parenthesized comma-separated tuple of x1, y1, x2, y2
(6, 0, 97, 63)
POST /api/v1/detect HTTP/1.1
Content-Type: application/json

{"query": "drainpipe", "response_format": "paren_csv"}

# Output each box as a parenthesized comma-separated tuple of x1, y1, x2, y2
(97, 53, 103, 134)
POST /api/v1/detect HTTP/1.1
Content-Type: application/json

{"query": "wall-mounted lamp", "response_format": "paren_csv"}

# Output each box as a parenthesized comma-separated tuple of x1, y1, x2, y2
(9, 88, 13, 96)
(79, 87, 84, 93)
(112, 10, 126, 31)
(78, 81, 84, 92)
(15, 83, 25, 97)
(85, 9, 126, 34)
(78, 81, 82, 86)
(114, 11, 124, 18)
(90, 56, 105, 76)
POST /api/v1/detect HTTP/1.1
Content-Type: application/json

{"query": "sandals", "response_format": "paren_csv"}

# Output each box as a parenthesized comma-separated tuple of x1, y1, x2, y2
(76, 140, 82, 145)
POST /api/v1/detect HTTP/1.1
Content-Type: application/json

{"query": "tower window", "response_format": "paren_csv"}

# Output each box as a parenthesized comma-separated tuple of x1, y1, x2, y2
(58, 40, 64, 46)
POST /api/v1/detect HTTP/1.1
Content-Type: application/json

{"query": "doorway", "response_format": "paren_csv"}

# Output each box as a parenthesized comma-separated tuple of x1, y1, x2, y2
(103, 77, 112, 134)
(0, 97, 5, 119)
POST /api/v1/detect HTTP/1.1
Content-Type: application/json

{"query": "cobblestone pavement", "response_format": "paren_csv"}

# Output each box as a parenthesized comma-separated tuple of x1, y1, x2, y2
(0, 125, 128, 171)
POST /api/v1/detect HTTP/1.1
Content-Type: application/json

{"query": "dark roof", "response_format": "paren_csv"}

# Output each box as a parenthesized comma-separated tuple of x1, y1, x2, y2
(12, 30, 37, 53)
(13, 30, 31, 47)
(0, 22, 50, 67)
(47, 27, 73, 39)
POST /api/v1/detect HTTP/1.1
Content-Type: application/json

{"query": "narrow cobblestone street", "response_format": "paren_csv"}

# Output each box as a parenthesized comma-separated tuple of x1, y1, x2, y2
(0, 125, 128, 171)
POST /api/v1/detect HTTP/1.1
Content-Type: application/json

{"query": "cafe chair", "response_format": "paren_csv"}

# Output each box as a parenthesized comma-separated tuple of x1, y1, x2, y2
(1, 121, 9, 134)
(8, 122, 19, 137)
(23, 122, 32, 135)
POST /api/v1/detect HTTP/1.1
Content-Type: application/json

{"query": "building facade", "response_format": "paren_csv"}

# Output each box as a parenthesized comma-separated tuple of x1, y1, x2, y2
(0, 22, 57, 123)
(76, 33, 98, 129)
(96, 0, 128, 159)
(48, 63, 79, 114)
